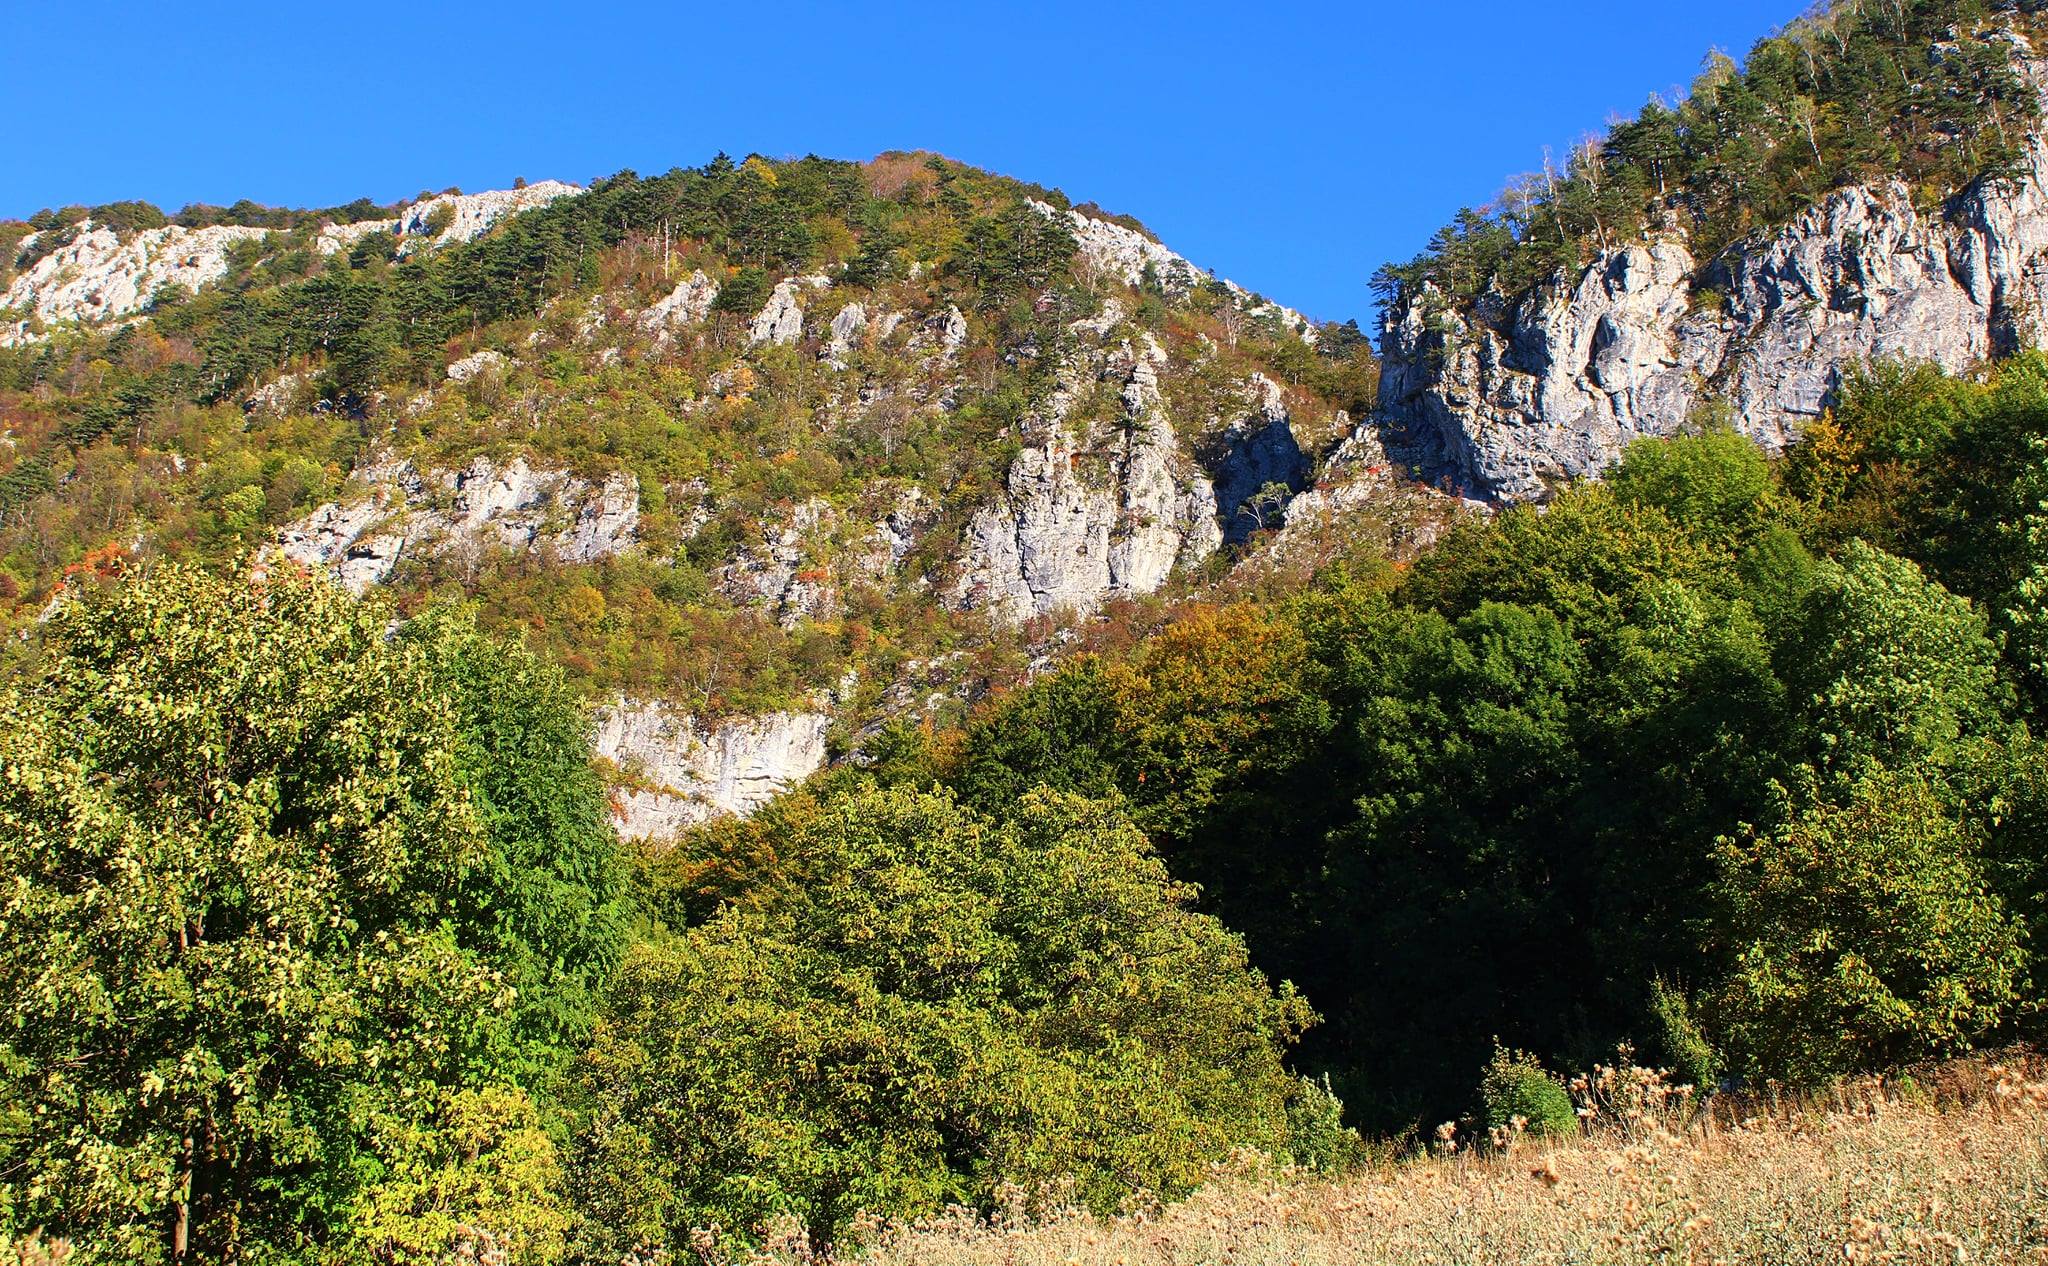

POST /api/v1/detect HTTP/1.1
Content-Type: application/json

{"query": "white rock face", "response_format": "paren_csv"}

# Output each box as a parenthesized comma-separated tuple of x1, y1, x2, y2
(952, 331, 1221, 623)
(719, 498, 839, 628)
(748, 278, 808, 345)
(446, 349, 509, 382)
(242, 371, 311, 417)
(1378, 52, 2048, 502)
(393, 180, 582, 248)
(592, 699, 831, 840)
(824, 301, 867, 367)
(314, 219, 395, 256)
(639, 269, 720, 335)
(1032, 199, 1203, 294)
(865, 486, 935, 576)
(279, 492, 407, 592)
(278, 453, 638, 591)
(1027, 201, 1312, 338)
(6, 182, 580, 341)
(716, 486, 934, 628)
(938, 304, 968, 351)
(2, 222, 268, 338)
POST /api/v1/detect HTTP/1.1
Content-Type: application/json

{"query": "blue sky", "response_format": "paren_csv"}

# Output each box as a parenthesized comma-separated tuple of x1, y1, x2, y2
(5, 1, 1797, 324)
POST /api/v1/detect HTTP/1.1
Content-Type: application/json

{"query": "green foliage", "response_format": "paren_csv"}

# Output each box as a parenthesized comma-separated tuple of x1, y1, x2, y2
(711, 263, 770, 314)
(404, 605, 630, 1087)
(1780, 541, 2008, 777)
(573, 783, 1309, 1252)
(1610, 427, 1779, 546)
(1708, 771, 2026, 1083)
(1478, 1046, 1578, 1139)
(1648, 978, 1721, 1092)
(0, 565, 603, 1263)
(952, 401, 2042, 1126)
(955, 201, 1078, 310)
(346, 1086, 572, 1266)
(1283, 1075, 1368, 1173)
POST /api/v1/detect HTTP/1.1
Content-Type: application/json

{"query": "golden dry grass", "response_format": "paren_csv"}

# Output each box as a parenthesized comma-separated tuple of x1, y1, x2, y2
(754, 1058, 2048, 1266)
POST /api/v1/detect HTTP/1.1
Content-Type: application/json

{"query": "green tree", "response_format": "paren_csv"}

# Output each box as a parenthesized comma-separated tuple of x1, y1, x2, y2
(1707, 771, 2025, 1082)
(1779, 541, 2007, 778)
(573, 784, 1309, 1253)
(0, 565, 580, 1263)
(1608, 427, 1779, 549)
(403, 605, 630, 1089)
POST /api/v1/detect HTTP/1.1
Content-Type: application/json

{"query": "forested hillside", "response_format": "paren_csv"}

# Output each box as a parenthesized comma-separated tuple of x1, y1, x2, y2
(0, 150, 1406, 841)
(9, 0, 2048, 1261)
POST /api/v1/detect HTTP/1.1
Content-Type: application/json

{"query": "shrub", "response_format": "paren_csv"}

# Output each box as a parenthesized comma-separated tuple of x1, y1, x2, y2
(1283, 1075, 1367, 1173)
(1649, 978, 1720, 1092)
(572, 784, 1310, 1252)
(1708, 771, 2025, 1083)
(1480, 1046, 1578, 1139)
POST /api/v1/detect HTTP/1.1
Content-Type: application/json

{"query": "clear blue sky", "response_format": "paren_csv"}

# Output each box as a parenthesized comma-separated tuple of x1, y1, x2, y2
(5, 1, 1798, 325)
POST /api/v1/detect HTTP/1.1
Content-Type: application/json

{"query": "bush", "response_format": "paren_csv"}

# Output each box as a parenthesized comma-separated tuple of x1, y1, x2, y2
(1708, 771, 2025, 1083)
(1649, 978, 1720, 1092)
(1283, 1075, 1367, 1173)
(1480, 1046, 1578, 1139)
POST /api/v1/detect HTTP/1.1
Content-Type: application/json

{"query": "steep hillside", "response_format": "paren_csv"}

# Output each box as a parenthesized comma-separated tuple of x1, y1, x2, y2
(0, 154, 1405, 837)
(1374, 0, 2048, 501)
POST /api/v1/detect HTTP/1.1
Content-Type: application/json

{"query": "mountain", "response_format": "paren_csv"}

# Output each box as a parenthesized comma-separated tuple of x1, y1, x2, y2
(1373, 0, 2048, 501)
(20, 3, 2048, 1259)
(10, 8, 2048, 843)
(0, 154, 1408, 838)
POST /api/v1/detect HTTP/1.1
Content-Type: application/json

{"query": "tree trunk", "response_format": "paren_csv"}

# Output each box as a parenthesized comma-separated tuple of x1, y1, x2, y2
(172, 1131, 193, 1260)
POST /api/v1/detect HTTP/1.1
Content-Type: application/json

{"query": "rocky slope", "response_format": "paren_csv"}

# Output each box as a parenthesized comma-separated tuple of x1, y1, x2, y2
(1, 154, 1403, 841)
(279, 453, 638, 592)
(2, 223, 269, 343)
(3, 182, 580, 343)
(1376, 46, 2048, 503)
(592, 700, 831, 840)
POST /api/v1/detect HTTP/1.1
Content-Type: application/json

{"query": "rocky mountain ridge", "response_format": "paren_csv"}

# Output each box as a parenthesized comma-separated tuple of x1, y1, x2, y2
(0, 154, 1411, 842)
(2, 181, 580, 343)
(1375, 42, 2048, 503)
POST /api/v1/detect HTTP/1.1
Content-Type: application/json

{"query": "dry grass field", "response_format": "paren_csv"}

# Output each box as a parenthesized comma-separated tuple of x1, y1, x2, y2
(733, 1055, 2048, 1266)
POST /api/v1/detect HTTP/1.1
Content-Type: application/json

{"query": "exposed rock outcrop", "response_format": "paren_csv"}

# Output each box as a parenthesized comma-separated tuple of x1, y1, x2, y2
(718, 485, 937, 628)
(592, 699, 830, 840)
(1034, 199, 1205, 295)
(952, 330, 1221, 622)
(824, 301, 868, 367)
(242, 372, 312, 417)
(718, 498, 839, 628)
(639, 269, 720, 336)
(2, 222, 269, 340)
(6, 183, 581, 344)
(278, 453, 638, 591)
(749, 277, 808, 345)
(446, 349, 509, 382)
(393, 181, 583, 248)
(314, 220, 393, 256)
(1377, 55, 2048, 502)
(1210, 373, 1312, 542)
(1028, 201, 1313, 339)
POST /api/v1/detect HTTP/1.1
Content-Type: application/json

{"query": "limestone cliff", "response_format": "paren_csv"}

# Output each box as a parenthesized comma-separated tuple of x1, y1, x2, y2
(279, 452, 638, 591)
(1376, 49, 2048, 503)
(4, 182, 581, 343)
(950, 321, 1221, 623)
(592, 699, 830, 840)
(2, 222, 269, 342)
